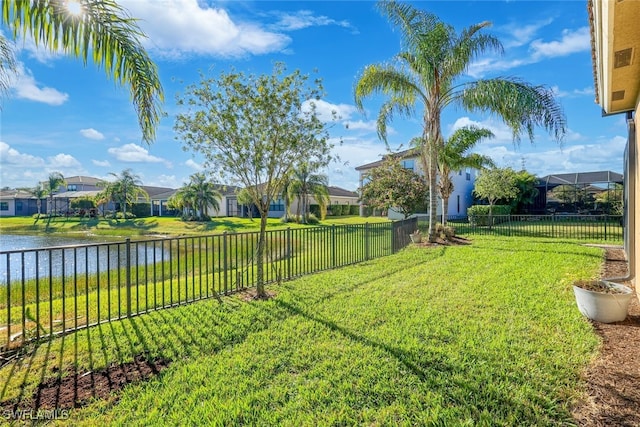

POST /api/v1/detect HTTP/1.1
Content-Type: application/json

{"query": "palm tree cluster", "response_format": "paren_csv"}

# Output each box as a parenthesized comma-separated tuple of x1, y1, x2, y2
(168, 173, 221, 221)
(355, 0, 565, 242)
(96, 169, 148, 218)
(284, 162, 330, 223)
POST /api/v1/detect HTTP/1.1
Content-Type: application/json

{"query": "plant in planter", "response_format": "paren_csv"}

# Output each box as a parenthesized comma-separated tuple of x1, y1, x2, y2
(409, 230, 422, 243)
(573, 279, 634, 323)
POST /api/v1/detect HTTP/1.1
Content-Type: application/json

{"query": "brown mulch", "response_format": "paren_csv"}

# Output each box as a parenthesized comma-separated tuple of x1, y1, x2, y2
(572, 246, 640, 427)
(1, 355, 170, 411)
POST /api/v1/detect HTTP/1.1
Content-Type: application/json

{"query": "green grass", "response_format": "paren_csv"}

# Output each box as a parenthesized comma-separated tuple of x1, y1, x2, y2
(0, 236, 603, 425)
(0, 215, 390, 238)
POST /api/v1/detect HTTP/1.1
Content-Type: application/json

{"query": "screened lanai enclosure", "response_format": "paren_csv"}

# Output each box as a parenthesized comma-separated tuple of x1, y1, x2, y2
(527, 171, 624, 215)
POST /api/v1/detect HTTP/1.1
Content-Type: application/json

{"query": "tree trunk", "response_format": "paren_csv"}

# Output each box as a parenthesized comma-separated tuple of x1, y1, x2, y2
(442, 197, 449, 226)
(488, 203, 494, 231)
(255, 210, 268, 298)
(427, 143, 438, 242)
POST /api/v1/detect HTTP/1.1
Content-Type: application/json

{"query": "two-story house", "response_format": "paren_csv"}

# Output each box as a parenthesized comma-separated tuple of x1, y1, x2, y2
(355, 148, 477, 220)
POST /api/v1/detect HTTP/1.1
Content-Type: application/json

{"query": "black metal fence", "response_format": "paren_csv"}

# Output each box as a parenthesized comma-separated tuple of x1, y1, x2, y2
(0, 218, 417, 354)
(441, 214, 623, 241)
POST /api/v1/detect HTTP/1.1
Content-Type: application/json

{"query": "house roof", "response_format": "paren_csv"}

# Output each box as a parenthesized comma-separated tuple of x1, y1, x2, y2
(536, 171, 623, 187)
(354, 148, 419, 171)
(52, 190, 100, 198)
(61, 176, 104, 186)
(0, 189, 40, 199)
(327, 186, 358, 198)
(589, 0, 640, 114)
(141, 186, 177, 198)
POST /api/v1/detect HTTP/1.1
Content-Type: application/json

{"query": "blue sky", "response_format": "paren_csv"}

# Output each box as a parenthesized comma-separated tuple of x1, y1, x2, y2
(0, 0, 625, 192)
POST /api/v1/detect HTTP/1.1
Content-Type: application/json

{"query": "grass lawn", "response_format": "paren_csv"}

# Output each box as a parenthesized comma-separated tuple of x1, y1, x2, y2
(0, 215, 390, 238)
(0, 236, 602, 425)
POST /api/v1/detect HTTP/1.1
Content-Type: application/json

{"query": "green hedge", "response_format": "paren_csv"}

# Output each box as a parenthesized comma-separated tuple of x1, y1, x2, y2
(467, 205, 511, 226)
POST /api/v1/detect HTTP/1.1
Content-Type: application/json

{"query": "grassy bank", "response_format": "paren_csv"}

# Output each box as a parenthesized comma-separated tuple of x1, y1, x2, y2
(0, 236, 602, 425)
(0, 216, 390, 238)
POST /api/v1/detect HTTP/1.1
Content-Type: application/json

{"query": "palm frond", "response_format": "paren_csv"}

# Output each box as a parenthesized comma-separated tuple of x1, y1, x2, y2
(458, 78, 566, 143)
(2, 0, 164, 142)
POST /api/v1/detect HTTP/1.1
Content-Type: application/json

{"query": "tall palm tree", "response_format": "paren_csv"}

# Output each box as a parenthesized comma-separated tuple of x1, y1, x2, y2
(288, 163, 329, 223)
(44, 172, 65, 215)
(108, 169, 148, 216)
(354, 0, 565, 242)
(1, 0, 163, 142)
(21, 183, 47, 216)
(437, 126, 495, 225)
(186, 173, 221, 220)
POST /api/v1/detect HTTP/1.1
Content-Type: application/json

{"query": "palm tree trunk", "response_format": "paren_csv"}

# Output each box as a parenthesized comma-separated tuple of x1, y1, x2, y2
(442, 197, 449, 226)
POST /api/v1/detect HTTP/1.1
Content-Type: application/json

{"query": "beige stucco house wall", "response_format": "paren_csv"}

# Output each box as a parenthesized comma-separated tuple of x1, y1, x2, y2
(590, 0, 638, 290)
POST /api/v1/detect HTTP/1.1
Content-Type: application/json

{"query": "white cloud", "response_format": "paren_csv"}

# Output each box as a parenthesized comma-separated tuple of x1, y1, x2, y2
(449, 117, 513, 143)
(11, 64, 68, 105)
(271, 10, 354, 32)
(147, 174, 181, 189)
(302, 99, 358, 122)
(500, 18, 554, 48)
(0, 141, 45, 166)
(344, 120, 378, 133)
(467, 58, 527, 79)
(0, 142, 92, 188)
(531, 27, 590, 59)
(80, 128, 105, 140)
(468, 27, 590, 78)
(92, 159, 111, 167)
(120, 0, 289, 58)
(48, 153, 81, 168)
(185, 159, 203, 171)
(107, 143, 172, 167)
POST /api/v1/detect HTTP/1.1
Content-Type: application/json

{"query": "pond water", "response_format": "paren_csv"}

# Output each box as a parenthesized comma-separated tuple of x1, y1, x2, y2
(0, 233, 168, 285)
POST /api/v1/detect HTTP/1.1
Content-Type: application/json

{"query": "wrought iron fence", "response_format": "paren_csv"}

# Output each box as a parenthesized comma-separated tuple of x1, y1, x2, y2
(442, 214, 623, 241)
(0, 218, 417, 354)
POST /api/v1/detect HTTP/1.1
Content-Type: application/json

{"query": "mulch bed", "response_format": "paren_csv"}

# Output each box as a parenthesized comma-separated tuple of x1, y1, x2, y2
(1, 355, 170, 411)
(571, 246, 640, 427)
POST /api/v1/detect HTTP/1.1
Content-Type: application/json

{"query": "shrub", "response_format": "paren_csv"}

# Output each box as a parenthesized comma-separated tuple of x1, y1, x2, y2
(309, 204, 321, 218)
(467, 205, 511, 226)
(349, 205, 359, 215)
(130, 203, 151, 218)
(305, 213, 320, 224)
(435, 223, 456, 240)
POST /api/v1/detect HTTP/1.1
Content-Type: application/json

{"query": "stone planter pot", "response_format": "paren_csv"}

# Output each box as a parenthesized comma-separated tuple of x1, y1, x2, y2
(409, 233, 422, 243)
(572, 280, 633, 323)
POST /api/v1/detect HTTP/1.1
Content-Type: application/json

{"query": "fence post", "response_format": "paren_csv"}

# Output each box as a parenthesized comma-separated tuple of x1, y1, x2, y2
(331, 225, 337, 268)
(391, 221, 397, 253)
(604, 214, 608, 241)
(286, 228, 292, 279)
(126, 238, 132, 317)
(223, 232, 228, 294)
(365, 222, 370, 261)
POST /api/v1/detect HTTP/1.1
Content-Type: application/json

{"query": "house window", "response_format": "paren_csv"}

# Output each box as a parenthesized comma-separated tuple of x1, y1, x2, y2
(400, 159, 415, 170)
(0, 202, 8, 211)
(458, 170, 462, 176)
(465, 168, 471, 181)
(269, 198, 284, 211)
(457, 195, 460, 213)
(16, 201, 23, 211)
(67, 184, 77, 191)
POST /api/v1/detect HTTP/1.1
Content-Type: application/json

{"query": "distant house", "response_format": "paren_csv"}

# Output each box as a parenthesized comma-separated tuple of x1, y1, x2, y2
(0, 189, 45, 217)
(355, 148, 477, 219)
(229, 184, 359, 219)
